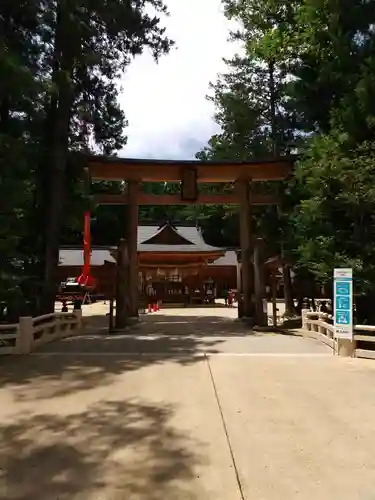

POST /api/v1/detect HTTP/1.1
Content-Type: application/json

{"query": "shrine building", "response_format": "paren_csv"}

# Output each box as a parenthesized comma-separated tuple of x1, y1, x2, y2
(58, 222, 239, 305)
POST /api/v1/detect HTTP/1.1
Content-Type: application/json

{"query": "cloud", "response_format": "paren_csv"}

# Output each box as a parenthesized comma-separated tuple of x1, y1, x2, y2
(118, 0, 239, 160)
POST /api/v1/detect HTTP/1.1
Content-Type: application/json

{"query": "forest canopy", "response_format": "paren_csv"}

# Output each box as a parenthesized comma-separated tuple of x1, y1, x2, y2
(1, 0, 375, 321)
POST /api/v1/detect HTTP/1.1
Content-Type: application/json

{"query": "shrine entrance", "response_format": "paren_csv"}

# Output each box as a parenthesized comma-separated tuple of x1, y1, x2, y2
(82, 155, 293, 328)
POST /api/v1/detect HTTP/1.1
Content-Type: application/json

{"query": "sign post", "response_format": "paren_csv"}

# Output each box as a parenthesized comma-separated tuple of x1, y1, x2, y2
(334, 268, 353, 340)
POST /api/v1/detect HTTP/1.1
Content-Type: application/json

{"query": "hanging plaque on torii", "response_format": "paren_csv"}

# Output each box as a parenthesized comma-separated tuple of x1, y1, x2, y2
(180, 167, 198, 202)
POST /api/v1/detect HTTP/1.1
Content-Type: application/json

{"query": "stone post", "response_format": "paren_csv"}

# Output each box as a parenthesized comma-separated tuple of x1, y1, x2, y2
(16, 316, 34, 354)
(271, 274, 278, 328)
(336, 338, 356, 357)
(73, 309, 83, 333)
(301, 309, 309, 330)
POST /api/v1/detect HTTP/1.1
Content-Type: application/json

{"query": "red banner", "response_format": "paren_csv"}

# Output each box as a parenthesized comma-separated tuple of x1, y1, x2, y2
(82, 210, 91, 277)
(77, 211, 96, 289)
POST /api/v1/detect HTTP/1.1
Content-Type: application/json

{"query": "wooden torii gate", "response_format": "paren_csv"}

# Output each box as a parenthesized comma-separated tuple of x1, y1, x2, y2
(83, 155, 293, 327)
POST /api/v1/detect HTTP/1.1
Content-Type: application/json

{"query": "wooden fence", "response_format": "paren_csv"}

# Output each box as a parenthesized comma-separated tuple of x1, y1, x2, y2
(0, 310, 83, 355)
(302, 310, 375, 359)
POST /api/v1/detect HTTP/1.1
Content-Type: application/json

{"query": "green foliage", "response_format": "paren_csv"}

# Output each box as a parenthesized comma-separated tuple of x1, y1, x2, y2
(0, 0, 173, 317)
(0, 137, 34, 308)
(282, 0, 375, 299)
(3, 0, 375, 321)
(292, 136, 375, 292)
(288, 0, 375, 138)
(196, 0, 375, 319)
(194, 0, 300, 255)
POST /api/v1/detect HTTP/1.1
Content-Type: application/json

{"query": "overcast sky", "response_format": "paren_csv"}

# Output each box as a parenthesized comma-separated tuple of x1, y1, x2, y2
(119, 0, 239, 160)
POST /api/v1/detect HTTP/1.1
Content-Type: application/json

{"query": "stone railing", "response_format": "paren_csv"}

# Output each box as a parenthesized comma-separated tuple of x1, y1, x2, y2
(302, 310, 375, 359)
(0, 310, 83, 355)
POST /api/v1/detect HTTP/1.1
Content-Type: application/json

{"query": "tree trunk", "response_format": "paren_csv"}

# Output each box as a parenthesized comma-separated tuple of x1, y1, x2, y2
(311, 296, 316, 311)
(269, 58, 295, 317)
(39, 1, 76, 312)
(268, 59, 278, 156)
(0, 97, 10, 132)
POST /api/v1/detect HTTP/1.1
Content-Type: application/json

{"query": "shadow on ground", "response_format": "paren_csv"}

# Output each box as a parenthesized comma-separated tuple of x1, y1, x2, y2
(0, 399, 202, 500)
(0, 313, 301, 401)
(84, 312, 250, 337)
(0, 314, 229, 399)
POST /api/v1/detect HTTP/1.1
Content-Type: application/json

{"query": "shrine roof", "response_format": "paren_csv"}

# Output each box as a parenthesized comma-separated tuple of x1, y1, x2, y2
(137, 224, 224, 253)
(58, 225, 227, 266)
(208, 250, 238, 266)
(59, 247, 116, 266)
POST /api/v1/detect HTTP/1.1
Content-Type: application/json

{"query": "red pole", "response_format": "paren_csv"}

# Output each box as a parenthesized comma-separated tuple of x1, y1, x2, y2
(77, 211, 96, 288)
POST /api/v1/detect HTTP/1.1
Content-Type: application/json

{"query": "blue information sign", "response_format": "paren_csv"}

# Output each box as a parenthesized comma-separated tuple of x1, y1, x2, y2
(334, 269, 353, 339)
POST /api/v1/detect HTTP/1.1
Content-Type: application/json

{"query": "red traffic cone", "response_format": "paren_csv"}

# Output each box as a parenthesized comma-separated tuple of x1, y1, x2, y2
(153, 303, 158, 312)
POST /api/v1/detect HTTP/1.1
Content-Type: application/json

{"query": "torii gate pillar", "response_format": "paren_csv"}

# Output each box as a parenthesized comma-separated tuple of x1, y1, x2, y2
(237, 180, 253, 318)
(127, 181, 139, 318)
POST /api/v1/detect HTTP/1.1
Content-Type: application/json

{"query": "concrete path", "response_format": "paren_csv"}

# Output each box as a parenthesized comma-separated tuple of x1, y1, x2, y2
(1, 306, 375, 499)
(46, 302, 327, 356)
